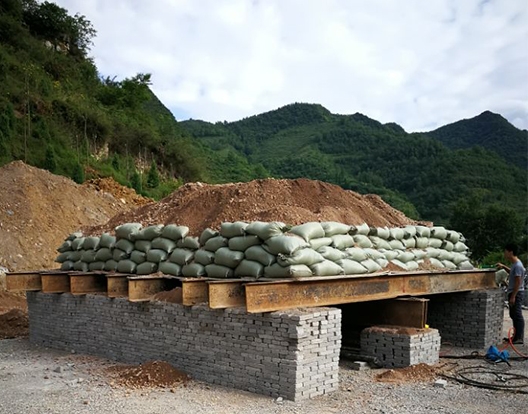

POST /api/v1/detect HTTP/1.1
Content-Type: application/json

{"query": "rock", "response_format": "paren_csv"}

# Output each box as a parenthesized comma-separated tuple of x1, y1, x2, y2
(275, 397, 284, 404)
(53, 366, 63, 373)
(434, 379, 447, 388)
(350, 361, 370, 371)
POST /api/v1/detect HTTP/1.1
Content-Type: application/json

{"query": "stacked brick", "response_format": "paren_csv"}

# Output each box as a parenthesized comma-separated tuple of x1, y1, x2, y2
(427, 289, 503, 348)
(360, 326, 441, 367)
(54, 221, 474, 278)
(27, 292, 341, 401)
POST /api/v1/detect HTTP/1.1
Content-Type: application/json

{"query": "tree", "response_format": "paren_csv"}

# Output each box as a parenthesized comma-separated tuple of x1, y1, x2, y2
(147, 160, 159, 188)
(43, 146, 57, 172)
(72, 162, 84, 183)
(131, 170, 142, 193)
(111, 154, 120, 171)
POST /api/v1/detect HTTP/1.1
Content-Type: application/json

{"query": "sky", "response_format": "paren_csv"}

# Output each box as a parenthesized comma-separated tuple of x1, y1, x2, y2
(55, 0, 528, 132)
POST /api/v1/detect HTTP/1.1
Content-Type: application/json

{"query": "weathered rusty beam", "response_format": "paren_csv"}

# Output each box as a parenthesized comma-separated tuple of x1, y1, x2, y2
(40, 271, 71, 293)
(127, 276, 179, 302)
(106, 273, 129, 298)
(208, 279, 250, 309)
(5, 271, 43, 292)
(69, 272, 107, 295)
(244, 270, 496, 313)
(181, 278, 209, 306)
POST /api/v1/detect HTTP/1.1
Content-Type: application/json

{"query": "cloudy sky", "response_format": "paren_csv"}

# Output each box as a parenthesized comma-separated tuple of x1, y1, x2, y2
(55, 0, 527, 131)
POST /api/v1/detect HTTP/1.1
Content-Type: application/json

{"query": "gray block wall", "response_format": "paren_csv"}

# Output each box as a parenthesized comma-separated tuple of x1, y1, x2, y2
(360, 326, 441, 367)
(26, 292, 341, 401)
(427, 289, 503, 348)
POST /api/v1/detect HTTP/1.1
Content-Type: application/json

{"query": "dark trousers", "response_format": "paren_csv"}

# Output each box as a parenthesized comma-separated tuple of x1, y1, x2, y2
(508, 291, 525, 341)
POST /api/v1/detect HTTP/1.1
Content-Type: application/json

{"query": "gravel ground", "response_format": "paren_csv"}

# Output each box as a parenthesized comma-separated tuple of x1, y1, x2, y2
(0, 309, 527, 414)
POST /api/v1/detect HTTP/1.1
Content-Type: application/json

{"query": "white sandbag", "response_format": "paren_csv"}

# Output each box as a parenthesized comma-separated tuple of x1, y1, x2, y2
(370, 227, 390, 239)
(425, 247, 442, 258)
(136, 262, 158, 275)
(182, 263, 206, 277)
(134, 240, 152, 253)
(441, 241, 454, 252)
(290, 222, 325, 241)
(345, 247, 368, 262)
(317, 246, 347, 261)
(437, 250, 454, 262)
(452, 252, 468, 265)
(264, 263, 313, 278)
(414, 237, 429, 249)
(415, 226, 431, 238)
(412, 250, 427, 260)
(235, 260, 264, 278)
(220, 221, 248, 238)
(205, 264, 234, 278)
(369, 236, 392, 250)
(404, 226, 417, 238)
(353, 235, 373, 248)
(431, 226, 448, 240)
(361, 259, 382, 273)
(214, 247, 245, 268)
(454, 242, 469, 252)
(458, 261, 474, 270)
(390, 259, 408, 271)
(336, 259, 368, 275)
(321, 221, 351, 237)
(228, 235, 261, 252)
(159, 261, 182, 276)
(245, 221, 286, 240)
(389, 228, 405, 240)
(447, 231, 461, 244)
(277, 248, 325, 266)
(351, 223, 370, 236)
(115, 223, 143, 240)
(331, 234, 355, 250)
(396, 251, 415, 263)
(264, 235, 309, 255)
(363, 248, 385, 260)
(151, 237, 177, 253)
(382, 250, 399, 260)
(442, 260, 457, 270)
(204, 236, 228, 252)
(161, 224, 189, 241)
(428, 258, 445, 268)
(388, 239, 405, 250)
(245, 245, 277, 266)
(310, 260, 344, 276)
(309, 237, 333, 250)
(405, 261, 420, 271)
(194, 249, 215, 266)
(376, 258, 389, 268)
(427, 238, 443, 248)
(403, 238, 416, 249)
(199, 228, 219, 245)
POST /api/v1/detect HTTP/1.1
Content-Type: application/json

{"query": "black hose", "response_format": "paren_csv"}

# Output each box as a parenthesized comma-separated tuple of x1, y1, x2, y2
(442, 365, 528, 394)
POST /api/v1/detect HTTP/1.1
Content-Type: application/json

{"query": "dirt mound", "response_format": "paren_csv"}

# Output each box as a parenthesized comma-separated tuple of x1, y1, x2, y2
(89, 178, 415, 235)
(152, 288, 182, 303)
(83, 177, 152, 207)
(108, 360, 190, 389)
(375, 363, 439, 383)
(0, 291, 27, 313)
(0, 161, 135, 271)
(0, 309, 29, 339)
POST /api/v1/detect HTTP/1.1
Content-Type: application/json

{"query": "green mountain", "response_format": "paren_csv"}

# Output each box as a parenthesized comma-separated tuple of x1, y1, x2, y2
(426, 111, 527, 169)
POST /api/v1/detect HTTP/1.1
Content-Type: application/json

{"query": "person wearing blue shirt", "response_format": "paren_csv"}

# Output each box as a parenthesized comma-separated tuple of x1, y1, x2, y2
(497, 243, 525, 344)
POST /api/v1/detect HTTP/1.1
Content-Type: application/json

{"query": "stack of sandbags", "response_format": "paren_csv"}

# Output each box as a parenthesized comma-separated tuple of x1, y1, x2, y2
(54, 232, 116, 272)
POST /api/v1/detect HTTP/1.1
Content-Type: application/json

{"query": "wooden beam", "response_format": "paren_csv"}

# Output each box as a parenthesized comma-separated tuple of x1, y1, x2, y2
(69, 272, 107, 295)
(106, 273, 129, 298)
(208, 279, 248, 309)
(41, 272, 70, 293)
(5, 271, 42, 292)
(128, 276, 179, 302)
(244, 270, 496, 313)
(181, 278, 209, 306)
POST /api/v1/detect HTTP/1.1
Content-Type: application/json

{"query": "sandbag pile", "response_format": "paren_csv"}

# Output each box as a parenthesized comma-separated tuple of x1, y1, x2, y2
(55, 221, 473, 278)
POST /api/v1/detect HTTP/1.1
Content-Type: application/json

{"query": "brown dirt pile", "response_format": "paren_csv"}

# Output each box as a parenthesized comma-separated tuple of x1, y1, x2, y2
(152, 287, 183, 303)
(0, 309, 29, 339)
(375, 363, 440, 383)
(89, 178, 415, 235)
(107, 360, 190, 389)
(0, 161, 138, 271)
(0, 291, 27, 313)
(83, 177, 152, 207)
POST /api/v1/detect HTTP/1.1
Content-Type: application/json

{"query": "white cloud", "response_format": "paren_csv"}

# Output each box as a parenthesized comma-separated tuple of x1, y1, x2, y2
(56, 0, 528, 131)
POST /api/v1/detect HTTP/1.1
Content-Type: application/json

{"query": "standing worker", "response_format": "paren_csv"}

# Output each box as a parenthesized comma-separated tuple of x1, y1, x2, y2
(497, 243, 525, 344)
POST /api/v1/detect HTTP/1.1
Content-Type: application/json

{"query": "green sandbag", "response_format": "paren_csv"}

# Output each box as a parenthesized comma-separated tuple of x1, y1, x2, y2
(159, 261, 182, 276)
(458, 261, 474, 270)
(264, 263, 313, 278)
(71, 237, 85, 250)
(89, 261, 105, 271)
(169, 248, 195, 266)
(336, 259, 368, 275)
(310, 260, 344, 276)
(132, 224, 164, 241)
(331, 234, 355, 250)
(136, 262, 158, 275)
(369, 236, 392, 250)
(317, 246, 347, 261)
(321, 222, 351, 237)
(161, 224, 189, 241)
(182, 263, 206, 277)
(228, 235, 261, 252)
(344, 247, 368, 262)
(353, 235, 373, 249)
(70, 250, 82, 262)
(115, 223, 142, 240)
(151, 237, 177, 253)
(415, 225, 431, 238)
(117, 260, 137, 274)
(431, 226, 448, 240)
(245, 221, 287, 240)
(403, 238, 416, 249)
(115, 239, 135, 254)
(57, 241, 72, 253)
(104, 260, 118, 271)
(382, 250, 399, 260)
(289, 222, 325, 242)
(199, 228, 219, 245)
(214, 247, 245, 268)
(134, 240, 152, 253)
(194, 249, 215, 266)
(277, 248, 324, 266)
(428, 258, 444, 268)
(130, 250, 147, 264)
(389, 228, 405, 240)
(441, 241, 454, 252)
(66, 232, 82, 241)
(220, 221, 248, 238)
(83, 236, 100, 250)
(147, 249, 168, 263)
(60, 261, 74, 271)
(363, 248, 385, 260)
(404, 226, 417, 238)
(112, 248, 129, 261)
(81, 249, 97, 263)
(95, 248, 113, 262)
(245, 245, 276, 266)
(361, 258, 382, 273)
(177, 237, 200, 250)
(203, 236, 228, 252)
(427, 238, 443, 248)
(73, 261, 88, 272)
(414, 237, 429, 249)
(396, 251, 415, 263)
(351, 223, 370, 236)
(99, 233, 116, 249)
(264, 235, 309, 255)
(205, 264, 234, 278)
(388, 239, 405, 250)
(309, 237, 333, 250)
(442, 260, 457, 270)
(454, 242, 468, 252)
(55, 252, 71, 263)
(234, 260, 264, 278)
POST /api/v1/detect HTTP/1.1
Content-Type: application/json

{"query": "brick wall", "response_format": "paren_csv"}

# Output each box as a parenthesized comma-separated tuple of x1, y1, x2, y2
(427, 289, 503, 348)
(26, 292, 341, 401)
